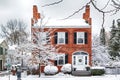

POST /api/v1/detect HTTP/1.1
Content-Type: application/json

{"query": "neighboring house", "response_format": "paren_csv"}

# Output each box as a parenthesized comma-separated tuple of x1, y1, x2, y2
(31, 5, 92, 72)
(7, 45, 17, 66)
(0, 39, 8, 71)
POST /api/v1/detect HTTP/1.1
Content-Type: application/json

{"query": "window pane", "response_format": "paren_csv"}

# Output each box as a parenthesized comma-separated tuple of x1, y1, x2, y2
(78, 38, 83, 43)
(77, 32, 84, 44)
(59, 59, 64, 65)
(57, 54, 65, 65)
(58, 32, 65, 44)
(40, 32, 47, 44)
(59, 38, 64, 43)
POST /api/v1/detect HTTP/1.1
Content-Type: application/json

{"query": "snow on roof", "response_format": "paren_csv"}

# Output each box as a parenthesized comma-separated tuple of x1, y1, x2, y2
(33, 19, 90, 28)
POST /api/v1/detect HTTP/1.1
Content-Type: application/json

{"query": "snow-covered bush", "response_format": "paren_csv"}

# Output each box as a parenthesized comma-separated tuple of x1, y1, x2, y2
(44, 65, 58, 75)
(61, 64, 72, 74)
(91, 67, 105, 76)
(92, 35, 111, 66)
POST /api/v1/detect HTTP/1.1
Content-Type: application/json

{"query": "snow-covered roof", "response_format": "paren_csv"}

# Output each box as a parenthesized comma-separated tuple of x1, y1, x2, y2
(33, 19, 90, 28)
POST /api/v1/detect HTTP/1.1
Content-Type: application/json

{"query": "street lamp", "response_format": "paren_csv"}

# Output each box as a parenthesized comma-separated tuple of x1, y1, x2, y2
(38, 54, 42, 77)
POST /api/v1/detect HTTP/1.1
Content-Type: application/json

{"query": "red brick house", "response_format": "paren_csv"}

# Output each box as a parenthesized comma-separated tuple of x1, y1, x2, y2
(31, 5, 92, 72)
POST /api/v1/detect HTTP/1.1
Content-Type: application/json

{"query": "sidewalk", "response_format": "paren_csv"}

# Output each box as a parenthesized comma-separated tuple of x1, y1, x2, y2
(0, 73, 120, 80)
(0, 71, 9, 76)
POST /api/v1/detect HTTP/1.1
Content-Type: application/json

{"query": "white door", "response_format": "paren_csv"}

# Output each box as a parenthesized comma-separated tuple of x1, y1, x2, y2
(72, 53, 89, 70)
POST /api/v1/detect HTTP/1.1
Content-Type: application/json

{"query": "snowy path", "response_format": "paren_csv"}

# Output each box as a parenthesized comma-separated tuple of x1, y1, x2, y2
(1, 75, 120, 80)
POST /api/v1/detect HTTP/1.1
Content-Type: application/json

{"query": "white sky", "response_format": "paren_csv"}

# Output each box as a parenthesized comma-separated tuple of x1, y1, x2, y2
(0, 0, 120, 35)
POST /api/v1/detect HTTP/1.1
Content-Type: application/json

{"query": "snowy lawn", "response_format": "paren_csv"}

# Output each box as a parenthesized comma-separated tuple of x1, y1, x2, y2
(1, 73, 120, 80)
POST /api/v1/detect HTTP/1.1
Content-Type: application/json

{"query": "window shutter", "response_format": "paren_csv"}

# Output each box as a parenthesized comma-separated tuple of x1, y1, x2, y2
(54, 32, 57, 44)
(74, 32, 77, 44)
(54, 60, 57, 66)
(46, 33, 50, 44)
(0, 47, 3, 55)
(65, 54, 68, 64)
(85, 32, 88, 44)
(65, 32, 68, 44)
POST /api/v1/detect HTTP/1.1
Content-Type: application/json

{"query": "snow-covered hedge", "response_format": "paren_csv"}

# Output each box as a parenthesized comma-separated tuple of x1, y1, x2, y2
(44, 65, 58, 75)
(61, 64, 72, 74)
(91, 66, 105, 75)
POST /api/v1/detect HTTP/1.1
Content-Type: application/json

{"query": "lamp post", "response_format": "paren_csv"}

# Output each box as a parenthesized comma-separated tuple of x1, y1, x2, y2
(39, 54, 41, 77)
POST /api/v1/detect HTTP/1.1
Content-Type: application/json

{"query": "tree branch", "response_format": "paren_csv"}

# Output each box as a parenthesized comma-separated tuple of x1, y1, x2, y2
(42, 0, 63, 7)
(101, 0, 111, 10)
(62, 1, 91, 20)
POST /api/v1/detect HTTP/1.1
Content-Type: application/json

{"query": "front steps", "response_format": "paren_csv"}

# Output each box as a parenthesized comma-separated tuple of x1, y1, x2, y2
(72, 70, 91, 76)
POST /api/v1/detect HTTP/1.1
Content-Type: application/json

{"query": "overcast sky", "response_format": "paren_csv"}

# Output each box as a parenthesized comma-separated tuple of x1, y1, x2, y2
(0, 0, 120, 35)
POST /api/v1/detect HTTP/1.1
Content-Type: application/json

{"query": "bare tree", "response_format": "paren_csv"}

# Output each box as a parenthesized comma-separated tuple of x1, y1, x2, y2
(42, 0, 119, 28)
(30, 12, 60, 76)
(0, 19, 29, 45)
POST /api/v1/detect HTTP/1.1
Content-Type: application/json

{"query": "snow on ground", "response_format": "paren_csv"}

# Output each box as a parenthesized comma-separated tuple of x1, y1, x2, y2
(1, 73, 120, 80)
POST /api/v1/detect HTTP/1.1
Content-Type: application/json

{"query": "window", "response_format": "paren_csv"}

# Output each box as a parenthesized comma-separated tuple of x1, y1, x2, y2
(54, 32, 68, 44)
(77, 32, 84, 44)
(39, 32, 47, 44)
(5, 49, 7, 55)
(58, 56, 64, 65)
(74, 32, 88, 44)
(58, 32, 65, 44)
(0, 47, 3, 55)
(54, 54, 65, 66)
(41, 32, 47, 44)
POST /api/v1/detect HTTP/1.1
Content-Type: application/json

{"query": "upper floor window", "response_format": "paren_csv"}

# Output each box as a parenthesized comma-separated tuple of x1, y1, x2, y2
(77, 32, 84, 44)
(40, 32, 47, 44)
(32, 32, 48, 44)
(74, 32, 88, 44)
(54, 32, 68, 44)
(58, 32, 65, 44)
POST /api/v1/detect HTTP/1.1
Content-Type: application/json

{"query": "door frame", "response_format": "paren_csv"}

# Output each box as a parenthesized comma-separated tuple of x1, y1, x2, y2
(72, 51, 89, 70)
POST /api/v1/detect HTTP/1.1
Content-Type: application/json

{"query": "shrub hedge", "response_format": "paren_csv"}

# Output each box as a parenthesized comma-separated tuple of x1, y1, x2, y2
(91, 69, 105, 75)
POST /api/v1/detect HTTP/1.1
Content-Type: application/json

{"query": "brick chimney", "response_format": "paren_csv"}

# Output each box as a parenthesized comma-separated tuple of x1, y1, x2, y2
(31, 5, 40, 26)
(83, 5, 92, 25)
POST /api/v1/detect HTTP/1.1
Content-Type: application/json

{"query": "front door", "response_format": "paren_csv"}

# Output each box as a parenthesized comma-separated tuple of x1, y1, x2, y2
(0, 60, 2, 71)
(72, 52, 89, 70)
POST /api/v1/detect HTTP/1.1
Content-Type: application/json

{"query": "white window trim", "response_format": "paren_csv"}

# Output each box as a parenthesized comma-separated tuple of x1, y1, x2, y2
(72, 55, 89, 66)
(57, 54, 65, 66)
(57, 32, 66, 44)
(39, 32, 47, 44)
(76, 32, 85, 44)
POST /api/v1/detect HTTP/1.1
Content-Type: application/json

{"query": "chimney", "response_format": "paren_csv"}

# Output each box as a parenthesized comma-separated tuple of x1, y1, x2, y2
(31, 5, 41, 26)
(83, 5, 92, 25)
